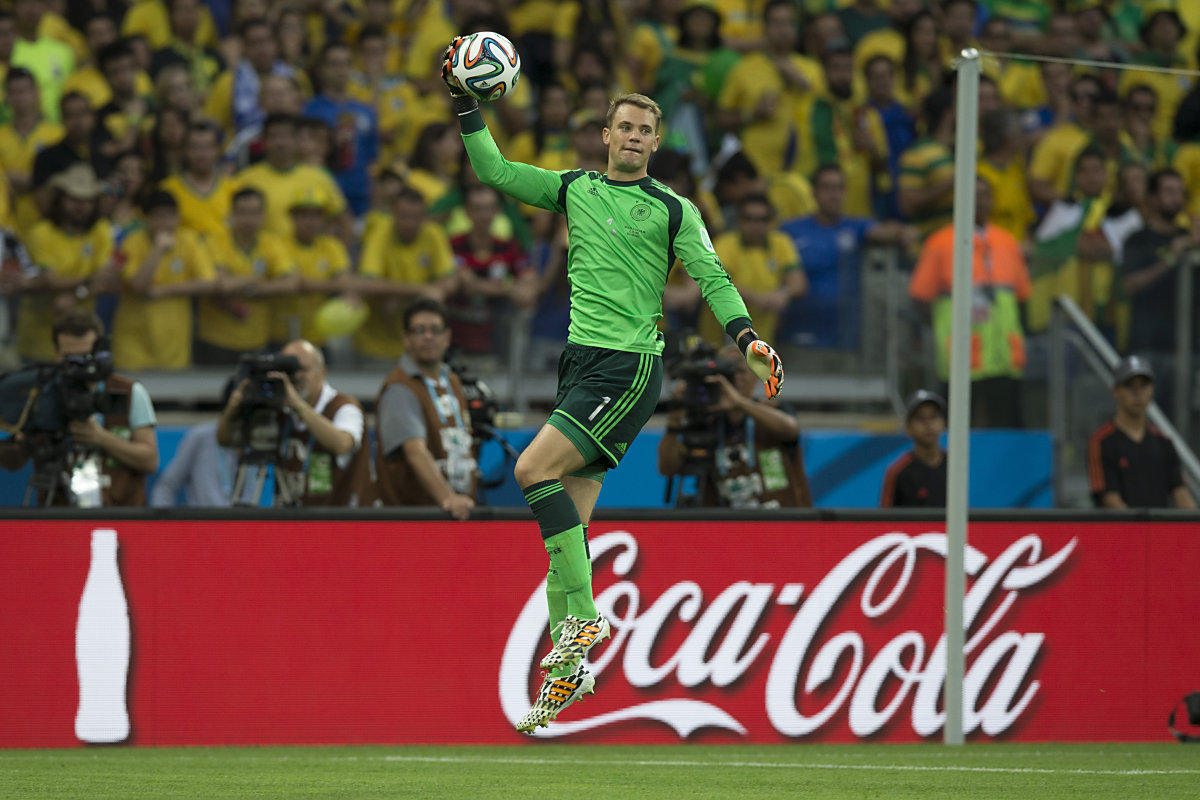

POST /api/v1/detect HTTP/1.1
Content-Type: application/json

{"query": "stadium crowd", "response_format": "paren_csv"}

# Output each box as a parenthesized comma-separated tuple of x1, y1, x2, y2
(1, 0, 1200, 421)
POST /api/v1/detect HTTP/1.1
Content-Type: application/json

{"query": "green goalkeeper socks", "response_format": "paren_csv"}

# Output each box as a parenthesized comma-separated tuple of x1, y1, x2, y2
(524, 481, 598, 622)
(543, 526, 598, 620)
(546, 525, 589, 679)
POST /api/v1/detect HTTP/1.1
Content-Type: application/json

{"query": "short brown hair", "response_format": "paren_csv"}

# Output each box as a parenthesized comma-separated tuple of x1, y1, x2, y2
(606, 93, 663, 133)
(51, 309, 105, 349)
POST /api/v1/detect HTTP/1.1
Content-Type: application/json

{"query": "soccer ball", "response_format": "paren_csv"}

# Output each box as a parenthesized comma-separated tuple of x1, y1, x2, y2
(450, 31, 521, 102)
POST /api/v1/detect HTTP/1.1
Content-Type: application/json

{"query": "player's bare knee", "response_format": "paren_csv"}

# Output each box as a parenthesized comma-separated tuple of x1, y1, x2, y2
(514, 454, 555, 488)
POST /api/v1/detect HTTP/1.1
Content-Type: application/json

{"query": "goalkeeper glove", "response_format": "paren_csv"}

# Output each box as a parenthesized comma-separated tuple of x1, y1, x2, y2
(440, 37, 470, 97)
(441, 36, 481, 115)
(739, 332, 784, 399)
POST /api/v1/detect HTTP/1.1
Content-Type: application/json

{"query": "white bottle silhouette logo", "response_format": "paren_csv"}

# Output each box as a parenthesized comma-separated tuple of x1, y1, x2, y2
(75, 529, 131, 743)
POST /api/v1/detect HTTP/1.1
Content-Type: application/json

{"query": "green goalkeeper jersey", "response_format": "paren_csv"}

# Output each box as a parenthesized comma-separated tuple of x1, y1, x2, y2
(460, 111, 752, 355)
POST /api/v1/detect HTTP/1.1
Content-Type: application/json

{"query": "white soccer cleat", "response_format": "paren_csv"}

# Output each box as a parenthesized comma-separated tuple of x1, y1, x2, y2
(516, 662, 596, 734)
(538, 614, 611, 671)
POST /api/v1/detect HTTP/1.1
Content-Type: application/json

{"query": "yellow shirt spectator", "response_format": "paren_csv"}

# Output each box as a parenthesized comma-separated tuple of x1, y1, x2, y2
(767, 172, 817, 222)
(898, 137, 956, 239)
(715, 0, 767, 49)
(0, 118, 62, 235)
(354, 219, 456, 360)
(234, 163, 346, 240)
(1028, 122, 1090, 201)
(160, 172, 237, 251)
(274, 234, 351, 345)
(113, 228, 216, 370)
(62, 65, 153, 111)
(121, 0, 218, 51)
(978, 157, 1035, 241)
(198, 231, 294, 352)
(349, 76, 442, 164)
(700, 228, 802, 344)
(17, 218, 113, 363)
(718, 51, 824, 174)
(1174, 142, 1200, 218)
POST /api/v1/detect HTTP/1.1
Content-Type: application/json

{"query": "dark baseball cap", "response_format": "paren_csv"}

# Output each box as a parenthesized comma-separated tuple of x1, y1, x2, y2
(1112, 355, 1154, 387)
(905, 389, 947, 422)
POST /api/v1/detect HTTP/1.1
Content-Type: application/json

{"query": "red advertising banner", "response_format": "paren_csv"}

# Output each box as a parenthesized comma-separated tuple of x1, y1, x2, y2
(1, 519, 1196, 747)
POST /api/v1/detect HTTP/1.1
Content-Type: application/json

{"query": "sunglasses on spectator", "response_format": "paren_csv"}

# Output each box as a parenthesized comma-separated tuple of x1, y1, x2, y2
(408, 325, 447, 336)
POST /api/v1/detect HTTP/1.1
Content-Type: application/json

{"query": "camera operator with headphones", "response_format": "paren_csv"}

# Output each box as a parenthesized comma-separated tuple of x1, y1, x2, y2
(216, 338, 373, 506)
(0, 310, 159, 506)
(658, 343, 811, 508)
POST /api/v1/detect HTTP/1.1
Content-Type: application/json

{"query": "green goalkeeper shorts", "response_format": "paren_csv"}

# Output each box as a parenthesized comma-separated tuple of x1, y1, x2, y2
(547, 342, 663, 474)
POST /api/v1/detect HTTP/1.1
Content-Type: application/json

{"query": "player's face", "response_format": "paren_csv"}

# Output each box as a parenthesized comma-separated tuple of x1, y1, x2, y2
(1114, 376, 1153, 417)
(602, 104, 660, 176)
(906, 404, 945, 449)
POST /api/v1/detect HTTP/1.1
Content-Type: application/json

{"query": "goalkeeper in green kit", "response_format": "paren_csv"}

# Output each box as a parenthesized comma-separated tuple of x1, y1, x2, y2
(441, 37, 785, 733)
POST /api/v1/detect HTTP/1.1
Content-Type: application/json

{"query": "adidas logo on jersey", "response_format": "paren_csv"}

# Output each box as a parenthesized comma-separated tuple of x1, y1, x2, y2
(615, 442, 628, 454)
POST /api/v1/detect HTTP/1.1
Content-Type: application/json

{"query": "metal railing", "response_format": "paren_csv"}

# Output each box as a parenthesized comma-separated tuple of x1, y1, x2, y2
(1049, 294, 1200, 505)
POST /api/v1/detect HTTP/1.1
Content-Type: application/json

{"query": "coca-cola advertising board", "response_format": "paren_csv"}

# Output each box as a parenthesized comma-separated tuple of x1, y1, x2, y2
(1, 519, 1195, 747)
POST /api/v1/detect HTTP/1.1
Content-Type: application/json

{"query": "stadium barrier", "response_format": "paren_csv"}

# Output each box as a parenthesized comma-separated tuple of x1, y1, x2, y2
(3, 509, 1196, 747)
(0, 426, 1055, 508)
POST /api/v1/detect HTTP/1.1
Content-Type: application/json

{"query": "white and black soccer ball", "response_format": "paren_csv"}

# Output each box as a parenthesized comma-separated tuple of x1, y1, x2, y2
(450, 31, 522, 102)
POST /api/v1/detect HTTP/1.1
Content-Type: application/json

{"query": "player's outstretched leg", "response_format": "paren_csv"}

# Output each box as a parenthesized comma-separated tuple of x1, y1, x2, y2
(515, 661, 596, 733)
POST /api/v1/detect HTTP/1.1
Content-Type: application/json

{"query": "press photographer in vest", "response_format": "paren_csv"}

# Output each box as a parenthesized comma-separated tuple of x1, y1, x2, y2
(0, 311, 158, 506)
(658, 344, 811, 508)
(216, 339, 372, 506)
(375, 297, 478, 518)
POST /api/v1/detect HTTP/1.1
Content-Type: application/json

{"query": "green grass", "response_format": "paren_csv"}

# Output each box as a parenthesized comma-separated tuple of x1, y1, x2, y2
(1, 743, 1196, 799)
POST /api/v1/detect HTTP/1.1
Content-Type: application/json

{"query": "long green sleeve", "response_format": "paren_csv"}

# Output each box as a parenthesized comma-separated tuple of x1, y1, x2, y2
(460, 110, 570, 213)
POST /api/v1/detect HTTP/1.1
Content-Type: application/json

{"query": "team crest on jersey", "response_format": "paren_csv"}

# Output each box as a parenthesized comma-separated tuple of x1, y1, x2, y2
(253, 257, 266, 275)
(170, 257, 183, 274)
(700, 228, 715, 252)
(630, 203, 651, 222)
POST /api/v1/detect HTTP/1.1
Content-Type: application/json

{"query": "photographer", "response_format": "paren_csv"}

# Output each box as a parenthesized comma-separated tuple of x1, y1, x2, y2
(0, 310, 158, 506)
(375, 297, 478, 518)
(658, 344, 811, 508)
(216, 339, 372, 506)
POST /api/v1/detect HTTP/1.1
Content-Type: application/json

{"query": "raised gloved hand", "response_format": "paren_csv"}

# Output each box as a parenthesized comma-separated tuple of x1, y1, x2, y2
(744, 339, 784, 399)
(440, 36, 469, 98)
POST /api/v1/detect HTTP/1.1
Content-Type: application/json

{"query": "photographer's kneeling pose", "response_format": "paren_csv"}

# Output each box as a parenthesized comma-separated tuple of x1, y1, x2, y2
(658, 344, 810, 508)
(0, 311, 158, 507)
(216, 339, 372, 507)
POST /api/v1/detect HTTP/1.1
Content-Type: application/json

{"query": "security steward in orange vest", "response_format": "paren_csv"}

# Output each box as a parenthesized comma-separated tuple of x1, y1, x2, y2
(217, 338, 373, 506)
(375, 297, 479, 518)
(0, 310, 159, 506)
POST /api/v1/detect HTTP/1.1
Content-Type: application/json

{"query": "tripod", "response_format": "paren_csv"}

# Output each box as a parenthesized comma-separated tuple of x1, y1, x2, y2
(231, 449, 297, 508)
(664, 450, 721, 508)
(22, 434, 99, 508)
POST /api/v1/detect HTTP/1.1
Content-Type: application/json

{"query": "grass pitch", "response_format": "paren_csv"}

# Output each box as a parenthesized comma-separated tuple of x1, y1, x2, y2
(2, 743, 1195, 799)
